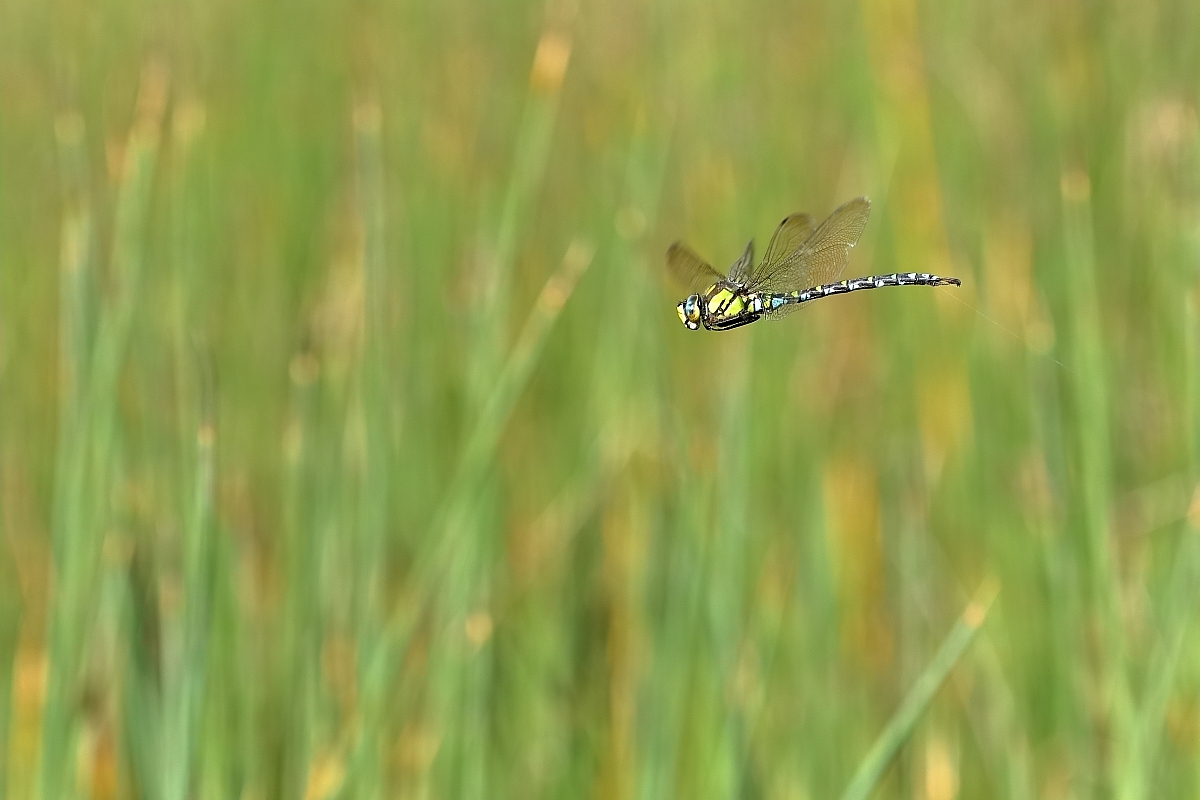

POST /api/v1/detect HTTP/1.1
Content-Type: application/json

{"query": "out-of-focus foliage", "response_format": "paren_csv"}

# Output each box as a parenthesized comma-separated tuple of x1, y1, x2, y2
(2, 0, 1200, 797)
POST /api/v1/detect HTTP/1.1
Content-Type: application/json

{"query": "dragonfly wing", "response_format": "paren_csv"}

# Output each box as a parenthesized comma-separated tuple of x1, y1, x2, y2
(726, 239, 755, 285)
(666, 241, 725, 292)
(760, 212, 815, 276)
(746, 197, 870, 294)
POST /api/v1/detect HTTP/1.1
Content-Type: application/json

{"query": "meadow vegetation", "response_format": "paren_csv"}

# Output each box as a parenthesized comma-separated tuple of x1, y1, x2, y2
(1, 0, 1200, 797)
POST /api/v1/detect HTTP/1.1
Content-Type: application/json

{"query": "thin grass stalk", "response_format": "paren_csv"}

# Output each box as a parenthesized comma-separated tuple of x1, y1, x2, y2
(442, 244, 593, 795)
(0, 592, 14, 800)
(839, 584, 995, 800)
(340, 99, 391, 800)
(705, 344, 752, 796)
(0, 107, 90, 800)
(424, 25, 574, 797)
(421, 238, 593, 596)
(1190, 293, 1200, 471)
(1114, 294, 1200, 800)
(0, 475, 18, 800)
(1118, 514, 1200, 800)
(584, 118, 671, 800)
(119, 543, 164, 799)
(163, 368, 216, 800)
(1060, 170, 1136, 793)
(456, 240, 593, 496)
(635, 465, 709, 800)
(1022, 277, 1080, 782)
(415, 241, 596, 650)
(354, 99, 390, 634)
(52, 112, 94, 493)
(33, 110, 95, 800)
(917, 568, 1035, 800)
(341, 241, 592, 797)
(195, 526, 245, 800)
(469, 26, 572, 406)
(1191, 289, 1200, 799)
(37, 65, 167, 800)
(154, 99, 217, 800)
(280, 372, 319, 800)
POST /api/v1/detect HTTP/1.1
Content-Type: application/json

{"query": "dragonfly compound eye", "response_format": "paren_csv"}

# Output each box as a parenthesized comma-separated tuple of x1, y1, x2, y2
(677, 296, 701, 330)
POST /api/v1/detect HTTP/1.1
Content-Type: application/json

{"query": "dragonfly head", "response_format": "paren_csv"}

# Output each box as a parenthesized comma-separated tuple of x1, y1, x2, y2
(677, 294, 702, 330)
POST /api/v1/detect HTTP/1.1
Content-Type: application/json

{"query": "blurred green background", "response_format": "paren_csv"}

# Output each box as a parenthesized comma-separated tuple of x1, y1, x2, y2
(3, 0, 1200, 797)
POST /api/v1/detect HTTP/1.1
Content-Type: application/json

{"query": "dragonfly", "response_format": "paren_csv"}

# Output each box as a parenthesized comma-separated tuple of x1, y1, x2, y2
(669, 196, 961, 331)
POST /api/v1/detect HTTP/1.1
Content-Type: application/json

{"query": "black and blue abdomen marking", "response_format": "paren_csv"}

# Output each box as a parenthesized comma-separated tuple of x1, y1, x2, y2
(748, 272, 960, 315)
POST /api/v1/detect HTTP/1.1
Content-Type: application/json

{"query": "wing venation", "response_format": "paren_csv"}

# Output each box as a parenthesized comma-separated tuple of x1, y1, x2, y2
(745, 197, 870, 293)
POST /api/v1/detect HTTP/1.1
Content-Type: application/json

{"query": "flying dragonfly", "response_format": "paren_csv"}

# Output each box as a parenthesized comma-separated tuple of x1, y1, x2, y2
(669, 196, 961, 331)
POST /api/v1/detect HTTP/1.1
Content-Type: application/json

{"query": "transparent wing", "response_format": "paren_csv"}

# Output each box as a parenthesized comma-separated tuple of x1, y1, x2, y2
(726, 239, 756, 286)
(666, 241, 725, 292)
(744, 197, 870, 294)
(759, 212, 815, 276)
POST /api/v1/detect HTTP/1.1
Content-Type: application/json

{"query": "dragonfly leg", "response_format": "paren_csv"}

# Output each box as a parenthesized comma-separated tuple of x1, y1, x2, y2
(704, 313, 761, 331)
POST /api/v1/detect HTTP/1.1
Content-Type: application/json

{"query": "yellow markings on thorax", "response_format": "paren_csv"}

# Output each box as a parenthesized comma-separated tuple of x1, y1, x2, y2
(705, 286, 746, 320)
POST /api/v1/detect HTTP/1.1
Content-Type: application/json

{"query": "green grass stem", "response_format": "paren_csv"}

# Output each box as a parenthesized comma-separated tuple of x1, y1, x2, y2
(839, 583, 996, 800)
(38, 64, 167, 800)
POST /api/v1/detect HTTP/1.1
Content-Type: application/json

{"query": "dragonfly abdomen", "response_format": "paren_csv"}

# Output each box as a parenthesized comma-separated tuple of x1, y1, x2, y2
(749, 272, 960, 313)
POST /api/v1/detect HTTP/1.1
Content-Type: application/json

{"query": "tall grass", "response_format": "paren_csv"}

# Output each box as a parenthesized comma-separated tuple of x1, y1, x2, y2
(2, 0, 1200, 798)
(38, 64, 168, 800)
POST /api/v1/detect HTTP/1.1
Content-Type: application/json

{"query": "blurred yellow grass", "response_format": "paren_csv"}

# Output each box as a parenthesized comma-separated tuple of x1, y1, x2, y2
(822, 456, 890, 674)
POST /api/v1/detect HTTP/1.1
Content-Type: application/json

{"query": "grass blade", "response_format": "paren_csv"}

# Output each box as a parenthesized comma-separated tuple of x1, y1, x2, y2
(334, 99, 393, 800)
(839, 582, 996, 800)
(419, 25, 575, 798)
(38, 63, 167, 800)
(340, 239, 593, 798)
(416, 238, 594, 609)
(158, 98, 217, 800)
(1060, 169, 1137, 794)
(1115, 295, 1200, 800)
(469, 27, 573, 404)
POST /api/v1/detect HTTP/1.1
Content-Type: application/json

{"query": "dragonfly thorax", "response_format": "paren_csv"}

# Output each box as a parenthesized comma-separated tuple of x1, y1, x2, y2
(675, 282, 761, 331)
